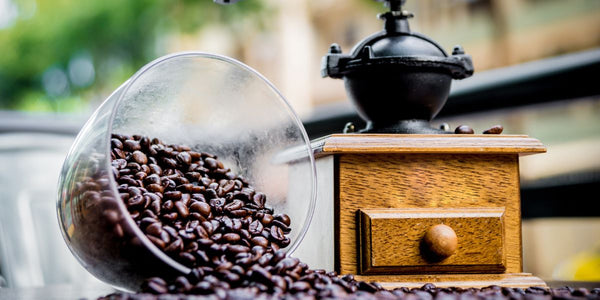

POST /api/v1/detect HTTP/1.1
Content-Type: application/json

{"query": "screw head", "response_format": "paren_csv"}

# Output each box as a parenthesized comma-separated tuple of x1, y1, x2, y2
(329, 43, 342, 54)
(452, 45, 465, 55)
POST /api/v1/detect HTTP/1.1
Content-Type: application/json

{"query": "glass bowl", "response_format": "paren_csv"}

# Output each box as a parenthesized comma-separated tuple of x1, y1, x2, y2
(56, 52, 317, 291)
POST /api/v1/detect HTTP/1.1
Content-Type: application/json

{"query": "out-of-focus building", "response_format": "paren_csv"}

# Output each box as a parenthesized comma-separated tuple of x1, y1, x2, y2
(165, 0, 600, 116)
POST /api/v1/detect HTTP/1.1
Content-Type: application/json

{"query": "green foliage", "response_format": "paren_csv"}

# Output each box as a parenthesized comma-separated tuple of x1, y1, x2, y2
(0, 0, 265, 112)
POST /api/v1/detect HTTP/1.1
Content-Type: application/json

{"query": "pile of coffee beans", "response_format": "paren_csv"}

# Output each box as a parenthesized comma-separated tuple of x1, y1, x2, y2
(100, 283, 600, 299)
(98, 134, 598, 300)
(110, 133, 292, 270)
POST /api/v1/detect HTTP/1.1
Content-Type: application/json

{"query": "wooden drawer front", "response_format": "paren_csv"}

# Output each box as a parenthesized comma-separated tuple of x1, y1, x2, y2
(359, 208, 506, 274)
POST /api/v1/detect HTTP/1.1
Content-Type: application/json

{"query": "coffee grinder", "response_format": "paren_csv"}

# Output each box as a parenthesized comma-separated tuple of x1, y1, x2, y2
(290, 0, 547, 288)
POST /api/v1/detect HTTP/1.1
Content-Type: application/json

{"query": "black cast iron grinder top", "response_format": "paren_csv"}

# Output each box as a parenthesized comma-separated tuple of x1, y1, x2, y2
(322, 0, 474, 134)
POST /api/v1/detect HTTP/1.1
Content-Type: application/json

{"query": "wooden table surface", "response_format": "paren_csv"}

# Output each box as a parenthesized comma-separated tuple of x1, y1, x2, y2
(0, 282, 597, 299)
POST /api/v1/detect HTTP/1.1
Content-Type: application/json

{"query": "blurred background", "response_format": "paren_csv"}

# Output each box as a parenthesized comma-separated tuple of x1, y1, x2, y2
(0, 0, 599, 292)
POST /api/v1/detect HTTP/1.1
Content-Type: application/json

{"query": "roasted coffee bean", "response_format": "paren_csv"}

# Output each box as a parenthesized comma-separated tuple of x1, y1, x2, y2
(141, 277, 168, 294)
(190, 201, 211, 217)
(148, 164, 162, 175)
(229, 209, 248, 218)
(357, 281, 378, 293)
(204, 157, 218, 169)
(271, 220, 290, 233)
(132, 150, 148, 165)
(248, 219, 264, 235)
(102, 209, 120, 224)
(164, 238, 183, 253)
(176, 184, 194, 194)
(290, 281, 311, 293)
(231, 218, 242, 232)
(178, 229, 196, 241)
(205, 189, 218, 200)
(124, 139, 141, 151)
(176, 152, 192, 166)
(127, 195, 144, 208)
(164, 190, 182, 200)
(227, 245, 250, 254)
(483, 125, 504, 134)
(146, 234, 165, 250)
(252, 193, 265, 207)
(145, 222, 163, 237)
(224, 199, 243, 212)
(455, 124, 474, 134)
(185, 219, 199, 232)
(146, 183, 164, 193)
(111, 138, 124, 150)
(174, 201, 190, 218)
(270, 226, 285, 242)
(161, 212, 178, 222)
(258, 214, 273, 227)
(274, 214, 291, 227)
(222, 233, 241, 243)
(251, 236, 269, 248)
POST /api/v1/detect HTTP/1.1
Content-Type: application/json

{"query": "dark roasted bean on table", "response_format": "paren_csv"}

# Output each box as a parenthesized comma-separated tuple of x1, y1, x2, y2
(95, 134, 596, 300)
(483, 125, 504, 135)
(454, 124, 474, 134)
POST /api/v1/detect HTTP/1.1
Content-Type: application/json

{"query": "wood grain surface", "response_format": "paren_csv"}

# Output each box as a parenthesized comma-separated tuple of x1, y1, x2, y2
(358, 208, 506, 274)
(312, 134, 546, 157)
(336, 153, 523, 275)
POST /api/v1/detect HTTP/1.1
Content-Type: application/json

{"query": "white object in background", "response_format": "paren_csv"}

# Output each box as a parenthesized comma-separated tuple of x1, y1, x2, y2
(0, 133, 107, 288)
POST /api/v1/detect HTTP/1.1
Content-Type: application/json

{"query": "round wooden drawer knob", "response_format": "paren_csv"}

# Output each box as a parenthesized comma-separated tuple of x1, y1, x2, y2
(422, 224, 458, 259)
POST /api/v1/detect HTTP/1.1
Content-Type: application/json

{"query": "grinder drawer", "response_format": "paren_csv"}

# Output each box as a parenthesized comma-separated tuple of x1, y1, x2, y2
(358, 207, 506, 274)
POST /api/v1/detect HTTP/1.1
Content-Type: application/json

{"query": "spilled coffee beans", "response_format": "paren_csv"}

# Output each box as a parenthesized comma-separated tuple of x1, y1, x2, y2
(109, 134, 291, 270)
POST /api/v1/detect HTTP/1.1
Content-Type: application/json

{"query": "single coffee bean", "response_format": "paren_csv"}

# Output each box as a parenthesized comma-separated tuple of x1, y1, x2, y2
(142, 277, 168, 294)
(132, 150, 148, 165)
(127, 195, 144, 208)
(145, 222, 163, 237)
(164, 191, 182, 200)
(249, 220, 264, 235)
(146, 183, 163, 194)
(270, 226, 285, 242)
(223, 233, 241, 243)
(176, 152, 192, 166)
(148, 164, 162, 175)
(483, 125, 503, 134)
(271, 220, 290, 233)
(102, 209, 120, 224)
(190, 201, 211, 217)
(291, 281, 311, 293)
(124, 140, 141, 151)
(455, 124, 474, 134)
(174, 201, 190, 218)
(204, 157, 218, 169)
(274, 214, 291, 227)
(165, 238, 184, 253)
(261, 214, 274, 226)
(231, 218, 242, 232)
(251, 236, 269, 248)
(147, 234, 166, 249)
(227, 245, 250, 254)
(224, 199, 243, 212)
(252, 193, 265, 207)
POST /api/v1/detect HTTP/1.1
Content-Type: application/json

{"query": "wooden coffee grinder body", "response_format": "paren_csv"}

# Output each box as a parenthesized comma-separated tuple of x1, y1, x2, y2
(291, 134, 547, 288)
